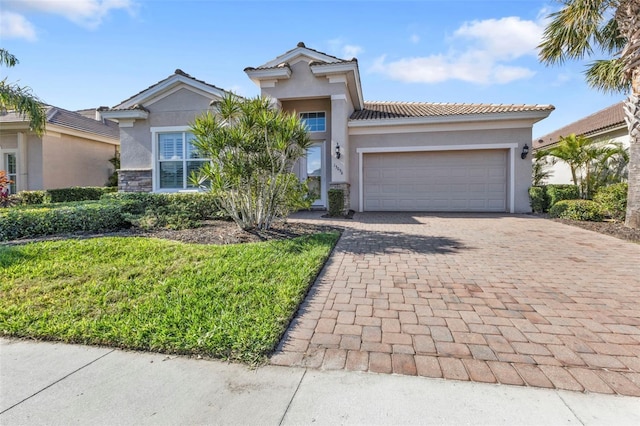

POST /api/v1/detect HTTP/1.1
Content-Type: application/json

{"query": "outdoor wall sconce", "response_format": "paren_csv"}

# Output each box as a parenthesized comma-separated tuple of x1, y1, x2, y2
(521, 143, 529, 159)
(335, 143, 341, 159)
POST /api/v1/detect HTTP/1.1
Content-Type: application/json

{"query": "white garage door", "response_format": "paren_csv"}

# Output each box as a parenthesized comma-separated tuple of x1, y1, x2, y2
(363, 150, 507, 212)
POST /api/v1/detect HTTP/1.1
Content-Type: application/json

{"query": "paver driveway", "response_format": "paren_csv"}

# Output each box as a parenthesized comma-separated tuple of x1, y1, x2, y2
(272, 212, 640, 396)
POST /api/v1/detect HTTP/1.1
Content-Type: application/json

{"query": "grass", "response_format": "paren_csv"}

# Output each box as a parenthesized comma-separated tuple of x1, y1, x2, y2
(0, 232, 339, 364)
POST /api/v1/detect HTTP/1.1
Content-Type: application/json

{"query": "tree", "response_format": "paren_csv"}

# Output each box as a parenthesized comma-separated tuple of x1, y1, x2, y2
(532, 150, 554, 186)
(189, 94, 313, 230)
(0, 49, 47, 136)
(539, 134, 628, 198)
(538, 0, 640, 228)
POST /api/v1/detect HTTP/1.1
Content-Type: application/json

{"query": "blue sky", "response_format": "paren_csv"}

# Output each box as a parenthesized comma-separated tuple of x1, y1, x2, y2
(0, 0, 624, 139)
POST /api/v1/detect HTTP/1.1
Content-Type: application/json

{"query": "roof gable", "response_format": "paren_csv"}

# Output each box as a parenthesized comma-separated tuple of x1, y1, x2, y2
(113, 69, 231, 110)
(258, 42, 348, 68)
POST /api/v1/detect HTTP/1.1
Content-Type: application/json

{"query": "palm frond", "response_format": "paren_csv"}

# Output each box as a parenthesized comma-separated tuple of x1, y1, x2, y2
(0, 80, 47, 136)
(585, 58, 630, 92)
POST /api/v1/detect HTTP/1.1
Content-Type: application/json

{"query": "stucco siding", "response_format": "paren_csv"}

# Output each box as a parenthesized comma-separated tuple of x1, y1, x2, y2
(42, 133, 116, 189)
(261, 60, 352, 101)
(120, 87, 220, 170)
(350, 127, 533, 213)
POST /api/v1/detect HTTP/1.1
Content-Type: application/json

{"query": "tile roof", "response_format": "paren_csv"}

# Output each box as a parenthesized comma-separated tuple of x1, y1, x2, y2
(112, 69, 231, 110)
(350, 101, 554, 121)
(0, 106, 119, 139)
(534, 102, 626, 149)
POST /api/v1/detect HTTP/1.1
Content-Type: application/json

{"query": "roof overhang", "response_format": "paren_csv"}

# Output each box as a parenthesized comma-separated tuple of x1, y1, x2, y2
(310, 62, 364, 110)
(349, 109, 553, 129)
(244, 66, 292, 86)
(100, 109, 149, 121)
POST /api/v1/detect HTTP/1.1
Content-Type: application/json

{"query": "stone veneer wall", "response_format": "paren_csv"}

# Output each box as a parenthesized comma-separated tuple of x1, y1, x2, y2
(118, 169, 152, 192)
(329, 182, 350, 212)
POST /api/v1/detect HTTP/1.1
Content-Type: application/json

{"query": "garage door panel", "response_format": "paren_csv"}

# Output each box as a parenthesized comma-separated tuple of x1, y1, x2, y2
(363, 150, 507, 212)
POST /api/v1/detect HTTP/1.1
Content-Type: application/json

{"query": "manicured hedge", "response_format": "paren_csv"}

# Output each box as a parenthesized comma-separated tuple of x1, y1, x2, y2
(548, 199, 604, 222)
(0, 201, 129, 241)
(594, 183, 628, 221)
(47, 186, 116, 203)
(528, 184, 580, 213)
(547, 184, 580, 208)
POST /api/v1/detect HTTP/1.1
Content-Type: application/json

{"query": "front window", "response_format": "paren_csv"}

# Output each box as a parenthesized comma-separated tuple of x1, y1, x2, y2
(300, 112, 326, 132)
(157, 132, 208, 189)
(4, 153, 17, 194)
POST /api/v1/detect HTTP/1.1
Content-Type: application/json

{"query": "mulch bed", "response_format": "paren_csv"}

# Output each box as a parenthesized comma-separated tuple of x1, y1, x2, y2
(550, 218, 640, 243)
(1, 220, 341, 246)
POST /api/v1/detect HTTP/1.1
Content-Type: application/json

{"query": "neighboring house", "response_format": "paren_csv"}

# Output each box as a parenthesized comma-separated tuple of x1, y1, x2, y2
(105, 43, 554, 213)
(0, 106, 120, 194)
(533, 102, 629, 185)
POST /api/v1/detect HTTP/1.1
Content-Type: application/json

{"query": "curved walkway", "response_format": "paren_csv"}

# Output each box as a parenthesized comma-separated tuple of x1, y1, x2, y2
(272, 212, 640, 396)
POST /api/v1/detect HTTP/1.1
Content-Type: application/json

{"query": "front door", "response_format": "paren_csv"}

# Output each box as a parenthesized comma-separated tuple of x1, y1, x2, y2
(305, 142, 325, 207)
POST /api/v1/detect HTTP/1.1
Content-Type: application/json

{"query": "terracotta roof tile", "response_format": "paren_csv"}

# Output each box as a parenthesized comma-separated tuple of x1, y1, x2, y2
(350, 101, 554, 120)
(534, 102, 625, 149)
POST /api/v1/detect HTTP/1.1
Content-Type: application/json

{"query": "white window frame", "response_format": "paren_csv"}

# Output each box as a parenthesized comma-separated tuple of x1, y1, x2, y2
(3, 150, 18, 195)
(150, 126, 209, 192)
(300, 111, 326, 133)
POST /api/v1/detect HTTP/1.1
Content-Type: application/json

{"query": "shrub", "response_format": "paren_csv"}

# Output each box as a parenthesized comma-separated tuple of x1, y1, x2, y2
(528, 186, 548, 213)
(328, 189, 345, 216)
(17, 190, 49, 205)
(47, 186, 114, 203)
(594, 183, 628, 221)
(548, 199, 604, 222)
(0, 201, 129, 241)
(102, 191, 222, 230)
(546, 184, 580, 207)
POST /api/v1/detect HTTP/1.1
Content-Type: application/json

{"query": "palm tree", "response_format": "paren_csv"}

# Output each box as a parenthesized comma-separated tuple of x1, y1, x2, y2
(0, 49, 46, 136)
(541, 134, 590, 189)
(538, 0, 640, 228)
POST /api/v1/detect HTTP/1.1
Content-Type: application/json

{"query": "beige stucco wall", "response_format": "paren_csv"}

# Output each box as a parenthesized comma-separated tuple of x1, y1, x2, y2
(0, 132, 44, 190)
(349, 125, 534, 213)
(260, 60, 353, 101)
(42, 133, 117, 189)
(120, 87, 220, 170)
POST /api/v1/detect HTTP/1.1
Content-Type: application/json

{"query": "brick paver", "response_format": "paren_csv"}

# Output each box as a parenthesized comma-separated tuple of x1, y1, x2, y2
(271, 212, 640, 397)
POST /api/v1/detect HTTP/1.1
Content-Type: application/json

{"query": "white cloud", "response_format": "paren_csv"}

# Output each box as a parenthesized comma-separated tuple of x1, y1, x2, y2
(327, 38, 364, 59)
(371, 16, 544, 85)
(0, 10, 37, 41)
(342, 44, 363, 58)
(5, 0, 135, 30)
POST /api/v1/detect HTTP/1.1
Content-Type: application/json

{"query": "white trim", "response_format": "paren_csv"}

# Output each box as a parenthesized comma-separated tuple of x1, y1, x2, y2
(356, 143, 518, 154)
(100, 109, 149, 121)
(357, 143, 517, 213)
(259, 47, 339, 68)
(245, 67, 291, 84)
(117, 74, 228, 109)
(349, 120, 541, 136)
(331, 94, 348, 101)
(3, 150, 18, 194)
(151, 125, 192, 192)
(509, 147, 516, 213)
(327, 75, 347, 84)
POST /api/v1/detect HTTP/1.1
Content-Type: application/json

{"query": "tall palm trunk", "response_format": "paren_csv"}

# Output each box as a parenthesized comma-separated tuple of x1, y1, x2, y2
(618, 0, 640, 227)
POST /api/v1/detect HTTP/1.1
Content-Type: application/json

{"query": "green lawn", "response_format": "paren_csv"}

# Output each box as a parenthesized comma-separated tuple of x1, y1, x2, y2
(0, 232, 339, 364)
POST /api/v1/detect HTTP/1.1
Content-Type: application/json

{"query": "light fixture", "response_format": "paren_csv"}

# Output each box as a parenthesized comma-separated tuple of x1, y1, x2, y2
(521, 143, 529, 160)
(335, 143, 341, 159)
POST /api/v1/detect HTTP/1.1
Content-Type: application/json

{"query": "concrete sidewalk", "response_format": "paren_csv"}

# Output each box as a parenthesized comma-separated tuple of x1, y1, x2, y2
(1, 339, 638, 425)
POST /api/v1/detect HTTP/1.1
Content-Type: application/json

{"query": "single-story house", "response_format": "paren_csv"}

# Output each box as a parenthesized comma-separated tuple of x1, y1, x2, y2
(104, 42, 554, 213)
(533, 102, 629, 185)
(0, 106, 119, 194)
